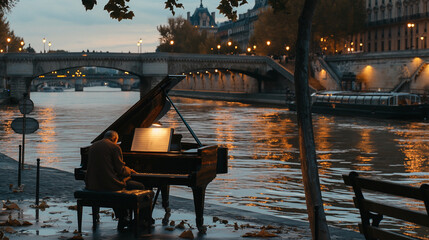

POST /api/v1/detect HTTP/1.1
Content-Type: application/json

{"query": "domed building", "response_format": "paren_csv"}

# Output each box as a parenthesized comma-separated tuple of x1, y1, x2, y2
(187, 0, 218, 35)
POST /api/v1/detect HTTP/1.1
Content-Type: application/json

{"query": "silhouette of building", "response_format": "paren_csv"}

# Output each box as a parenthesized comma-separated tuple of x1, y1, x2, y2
(187, 0, 218, 35)
(216, 0, 269, 50)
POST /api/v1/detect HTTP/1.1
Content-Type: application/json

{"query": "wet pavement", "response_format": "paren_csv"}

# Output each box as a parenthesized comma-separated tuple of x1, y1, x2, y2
(0, 153, 363, 239)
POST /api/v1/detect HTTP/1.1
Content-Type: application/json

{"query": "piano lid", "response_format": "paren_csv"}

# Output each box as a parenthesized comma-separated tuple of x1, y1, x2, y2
(91, 75, 185, 144)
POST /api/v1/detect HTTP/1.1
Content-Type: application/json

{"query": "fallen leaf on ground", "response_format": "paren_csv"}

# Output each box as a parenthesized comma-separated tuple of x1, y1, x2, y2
(234, 222, 239, 230)
(30, 201, 50, 210)
(3, 201, 19, 210)
(169, 220, 175, 226)
(58, 229, 69, 233)
(212, 216, 219, 223)
(99, 210, 111, 215)
(242, 228, 279, 238)
(175, 220, 186, 229)
(68, 205, 77, 210)
(22, 221, 32, 226)
(2, 216, 21, 226)
(221, 219, 228, 224)
(165, 227, 175, 231)
(41, 224, 53, 228)
(263, 225, 278, 230)
(179, 230, 194, 239)
(3, 226, 16, 234)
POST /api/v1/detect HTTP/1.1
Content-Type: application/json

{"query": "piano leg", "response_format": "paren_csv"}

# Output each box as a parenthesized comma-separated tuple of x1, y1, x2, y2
(161, 185, 171, 225)
(192, 185, 207, 233)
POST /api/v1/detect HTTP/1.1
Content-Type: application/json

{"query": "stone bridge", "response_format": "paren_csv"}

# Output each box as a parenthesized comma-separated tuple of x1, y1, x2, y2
(0, 52, 294, 102)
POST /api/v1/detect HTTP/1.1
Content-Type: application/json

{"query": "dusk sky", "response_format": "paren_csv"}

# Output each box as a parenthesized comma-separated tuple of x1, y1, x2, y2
(6, 0, 254, 53)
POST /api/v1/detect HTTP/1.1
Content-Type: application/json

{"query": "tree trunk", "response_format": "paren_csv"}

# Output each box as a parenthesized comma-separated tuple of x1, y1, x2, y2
(293, 0, 331, 239)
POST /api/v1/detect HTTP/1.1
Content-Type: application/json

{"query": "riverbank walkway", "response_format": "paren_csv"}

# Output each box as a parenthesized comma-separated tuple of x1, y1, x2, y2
(0, 153, 363, 239)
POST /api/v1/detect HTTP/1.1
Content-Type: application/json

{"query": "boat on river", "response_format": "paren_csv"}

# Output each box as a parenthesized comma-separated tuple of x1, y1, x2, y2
(39, 86, 64, 92)
(288, 91, 429, 120)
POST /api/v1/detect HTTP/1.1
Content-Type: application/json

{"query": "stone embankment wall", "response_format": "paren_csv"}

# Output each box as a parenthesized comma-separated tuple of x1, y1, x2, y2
(312, 50, 429, 92)
(175, 71, 260, 93)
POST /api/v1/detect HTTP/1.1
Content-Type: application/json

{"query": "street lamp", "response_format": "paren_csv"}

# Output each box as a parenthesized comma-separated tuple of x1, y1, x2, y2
(48, 41, 51, 52)
(42, 38, 46, 53)
(6, 37, 11, 52)
(266, 40, 271, 56)
(169, 40, 174, 52)
(137, 42, 141, 53)
(139, 38, 142, 53)
(285, 46, 290, 63)
(407, 23, 415, 49)
(217, 44, 221, 54)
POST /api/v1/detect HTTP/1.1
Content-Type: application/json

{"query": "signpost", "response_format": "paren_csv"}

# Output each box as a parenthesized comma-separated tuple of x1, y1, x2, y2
(12, 96, 39, 171)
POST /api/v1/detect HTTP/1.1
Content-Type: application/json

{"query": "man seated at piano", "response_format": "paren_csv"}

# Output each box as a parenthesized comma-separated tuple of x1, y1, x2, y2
(84, 130, 145, 231)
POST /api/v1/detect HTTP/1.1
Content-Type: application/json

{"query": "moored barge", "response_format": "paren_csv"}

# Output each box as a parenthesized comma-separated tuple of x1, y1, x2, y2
(289, 91, 429, 120)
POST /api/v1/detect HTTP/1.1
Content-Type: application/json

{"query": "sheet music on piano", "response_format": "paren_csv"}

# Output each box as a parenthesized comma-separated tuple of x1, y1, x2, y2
(131, 128, 173, 152)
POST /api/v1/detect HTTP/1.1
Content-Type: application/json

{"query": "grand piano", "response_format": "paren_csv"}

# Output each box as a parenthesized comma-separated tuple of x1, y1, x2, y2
(74, 75, 228, 232)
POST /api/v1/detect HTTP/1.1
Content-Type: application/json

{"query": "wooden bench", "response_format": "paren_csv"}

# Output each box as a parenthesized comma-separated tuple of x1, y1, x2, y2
(74, 189, 154, 237)
(343, 171, 429, 240)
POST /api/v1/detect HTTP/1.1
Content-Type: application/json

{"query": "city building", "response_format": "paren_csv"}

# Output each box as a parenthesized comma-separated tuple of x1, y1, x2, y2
(216, 0, 269, 50)
(347, 0, 429, 53)
(187, 1, 218, 35)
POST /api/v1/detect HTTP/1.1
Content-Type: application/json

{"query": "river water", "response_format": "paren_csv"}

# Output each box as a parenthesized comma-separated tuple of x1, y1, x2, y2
(1, 87, 428, 237)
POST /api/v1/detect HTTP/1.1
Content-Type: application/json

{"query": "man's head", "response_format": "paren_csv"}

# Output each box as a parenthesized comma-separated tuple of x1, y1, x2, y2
(104, 130, 119, 144)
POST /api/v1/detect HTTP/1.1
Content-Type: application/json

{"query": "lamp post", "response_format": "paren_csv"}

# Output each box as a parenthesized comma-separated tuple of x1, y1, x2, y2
(20, 41, 24, 52)
(139, 38, 142, 53)
(48, 42, 51, 52)
(408, 23, 415, 49)
(42, 38, 46, 53)
(266, 40, 271, 56)
(137, 42, 141, 53)
(227, 41, 232, 54)
(217, 44, 221, 54)
(285, 45, 290, 63)
(6, 38, 11, 52)
(169, 40, 174, 52)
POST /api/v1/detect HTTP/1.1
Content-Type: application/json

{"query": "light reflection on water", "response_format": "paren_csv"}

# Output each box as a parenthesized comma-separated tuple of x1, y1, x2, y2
(0, 87, 428, 237)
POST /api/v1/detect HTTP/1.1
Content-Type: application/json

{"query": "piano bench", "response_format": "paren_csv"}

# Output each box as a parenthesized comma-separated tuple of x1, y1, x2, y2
(74, 189, 154, 237)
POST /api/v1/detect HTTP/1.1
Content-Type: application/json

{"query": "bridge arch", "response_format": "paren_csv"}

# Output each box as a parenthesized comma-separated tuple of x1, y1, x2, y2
(1, 52, 294, 102)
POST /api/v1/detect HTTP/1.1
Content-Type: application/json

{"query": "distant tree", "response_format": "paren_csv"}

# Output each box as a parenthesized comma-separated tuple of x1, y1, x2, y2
(0, 13, 24, 53)
(156, 17, 220, 54)
(81, 0, 248, 21)
(251, 2, 302, 56)
(252, 0, 366, 55)
(313, 0, 366, 54)
(0, 0, 19, 13)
